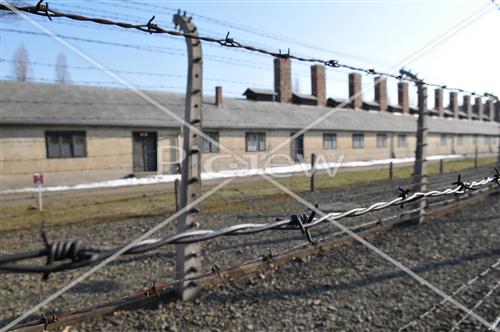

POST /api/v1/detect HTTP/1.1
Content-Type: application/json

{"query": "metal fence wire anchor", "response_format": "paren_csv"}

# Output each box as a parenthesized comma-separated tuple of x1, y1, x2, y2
(219, 31, 235, 47)
(146, 16, 157, 34)
(34, 0, 51, 21)
(325, 59, 339, 67)
(151, 280, 162, 296)
(211, 264, 223, 279)
(452, 174, 476, 194)
(262, 249, 274, 263)
(290, 209, 316, 244)
(136, 281, 165, 297)
(398, 187, 411, 208)
(493, 168, 500, 186)
(41, 313, 59, 330)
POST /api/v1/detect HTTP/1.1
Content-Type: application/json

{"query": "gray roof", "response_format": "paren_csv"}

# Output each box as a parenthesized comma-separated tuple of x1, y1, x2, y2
(443, 108, 455, 116)
(292, 93, 316, 101)
(328, 97, 349, 103)
(243, 88, 276, 96)
(1, 81, 498, 135)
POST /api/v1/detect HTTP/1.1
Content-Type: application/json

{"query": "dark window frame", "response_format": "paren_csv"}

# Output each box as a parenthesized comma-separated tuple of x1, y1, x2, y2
(352, 133, 365, 149)
(376, 133, 388, 148)
(245, 132, 266, 152)
(440, 134, 448, 146)
(397, 134, 408, 147)
(202, 132, 220, 153)
(45, 131, 87, 159)
(323, 133, 337, 150)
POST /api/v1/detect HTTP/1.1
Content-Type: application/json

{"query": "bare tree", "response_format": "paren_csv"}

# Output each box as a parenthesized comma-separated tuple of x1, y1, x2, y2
(55, 53, 71, 84)
(12, 45, 31, 81)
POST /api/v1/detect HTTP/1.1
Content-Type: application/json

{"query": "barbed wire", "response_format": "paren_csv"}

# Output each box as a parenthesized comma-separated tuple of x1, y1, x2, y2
(398, 257, 500, 331)
(0, 171, 498, 275)
(1, 28, 284, 73)
(450, 280, 500, 331)
(1, 1, 498, 100)
(0, 75, 243, 96)
(0, 58, 271, 88)
(1, 210, 409, 331)
(119, 0, 397, 66)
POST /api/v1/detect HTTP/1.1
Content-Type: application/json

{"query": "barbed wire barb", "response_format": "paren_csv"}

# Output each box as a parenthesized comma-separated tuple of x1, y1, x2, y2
(0, 171, 497, 274)
(0, 2, 498, 99)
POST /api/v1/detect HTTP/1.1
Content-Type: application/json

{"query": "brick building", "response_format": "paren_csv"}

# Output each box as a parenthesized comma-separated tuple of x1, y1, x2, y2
(1, 61, 499, 189)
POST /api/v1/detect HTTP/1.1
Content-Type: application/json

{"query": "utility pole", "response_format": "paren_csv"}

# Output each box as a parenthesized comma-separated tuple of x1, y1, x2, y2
(174, 11, 203, 301)
(401, 69, 427, 224)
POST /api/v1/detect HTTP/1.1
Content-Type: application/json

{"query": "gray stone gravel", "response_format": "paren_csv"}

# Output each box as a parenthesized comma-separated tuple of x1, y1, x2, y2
(1, 165, 498, 331)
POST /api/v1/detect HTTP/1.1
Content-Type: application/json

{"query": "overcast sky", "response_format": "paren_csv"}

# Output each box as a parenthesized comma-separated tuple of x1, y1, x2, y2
(1, 0, 499, 107)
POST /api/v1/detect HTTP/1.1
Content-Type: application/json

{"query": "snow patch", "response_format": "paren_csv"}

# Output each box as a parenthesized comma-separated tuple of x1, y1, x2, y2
(1, 154, 464, 194)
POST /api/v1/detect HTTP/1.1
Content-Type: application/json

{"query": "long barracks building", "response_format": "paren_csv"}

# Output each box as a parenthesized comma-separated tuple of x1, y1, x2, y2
(1, 59, 499, 189)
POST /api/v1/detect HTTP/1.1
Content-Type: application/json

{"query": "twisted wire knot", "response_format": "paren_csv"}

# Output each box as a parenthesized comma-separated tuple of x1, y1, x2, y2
(452, 174, 476, 193)
(290, 206, 317, 244)
(41, 231, 83, 279)
(325, 59, 339, 67)
(34, 0, 51, 20)
(398, 187, 411, 208)
(219, 32, 236, 47)
(47, 239, 83, 262)
(146, 16, 157, 34)
(493, 168, 500, 186)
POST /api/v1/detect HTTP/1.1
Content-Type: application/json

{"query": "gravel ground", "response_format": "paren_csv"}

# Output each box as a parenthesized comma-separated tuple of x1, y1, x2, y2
(1, 164, 498, 331)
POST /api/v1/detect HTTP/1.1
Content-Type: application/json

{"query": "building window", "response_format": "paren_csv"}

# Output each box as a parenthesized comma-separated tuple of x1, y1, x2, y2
(457, 134, 463, 146)
(352, 133, 364, 149)
(46, 131, 86, 158)
(323, 133, 337, 150)
(376, 134, 387, 148)
(473, 135, 478, 145)
(440, 134, 447, 146)
(202, 132, 219, 153)
(397, 134, 408, 147)
(246, 132, 266, 152)
(484, 136, 489, 144)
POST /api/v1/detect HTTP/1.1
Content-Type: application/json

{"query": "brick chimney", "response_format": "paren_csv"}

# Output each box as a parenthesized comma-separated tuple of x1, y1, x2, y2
(374, 76, 388, 111)
(215, 86, 223, 106)
(348, 73, 362, 109)
(474, 97, 483, 121)
(311, 65, 326, 106)
(397, 82, 409, 114)
(449, 92, 459, 119)
(463, 95, 472, 120)
(274, 58, 292, 103)
(435, 89, 444, 117)
(485, 98, 494, 122)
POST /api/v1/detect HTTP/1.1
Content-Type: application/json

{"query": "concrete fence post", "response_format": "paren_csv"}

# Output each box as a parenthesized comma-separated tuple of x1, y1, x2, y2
(474, 145, 478, 169)
(497, 133, 500, 166)
(174, 178, 180, 212)
(174, 12, 203, 301)
(310, 153, 317, 192)
(412, 82, 428, 224)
